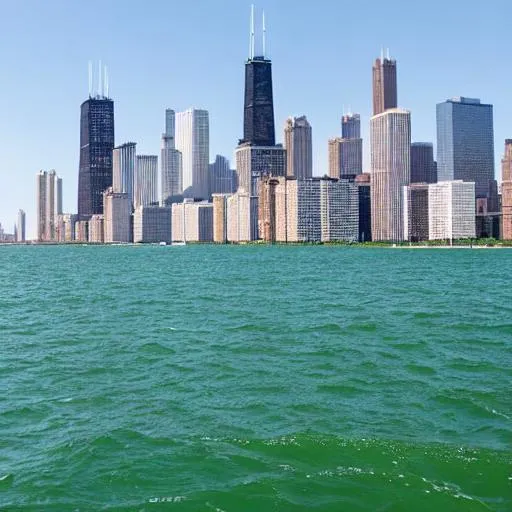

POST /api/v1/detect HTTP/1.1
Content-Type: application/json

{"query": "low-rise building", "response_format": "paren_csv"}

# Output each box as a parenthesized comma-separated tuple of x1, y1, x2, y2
(172, 200, 213, 242)
(133, 206, 172, 243)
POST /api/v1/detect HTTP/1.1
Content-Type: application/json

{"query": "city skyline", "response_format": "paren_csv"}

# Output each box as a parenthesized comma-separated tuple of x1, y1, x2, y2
(1, 0, 511, 237)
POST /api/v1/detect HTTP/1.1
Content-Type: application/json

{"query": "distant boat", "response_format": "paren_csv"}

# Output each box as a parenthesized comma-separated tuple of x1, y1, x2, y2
(159, 241, 167, 246)
(172, 241, 186, 246)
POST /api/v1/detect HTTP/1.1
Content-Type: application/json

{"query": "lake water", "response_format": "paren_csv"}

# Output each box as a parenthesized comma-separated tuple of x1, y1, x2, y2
(1, 245, 511, 510)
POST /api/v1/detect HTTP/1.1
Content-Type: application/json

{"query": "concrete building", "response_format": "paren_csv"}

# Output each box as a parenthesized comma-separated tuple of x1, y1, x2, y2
(235, 143, 286, 196)
(328, 137, 363, 179)
(209, 155, 236, 197)
(103, 187, 131, 243)
(403, 183, 429, 242)
(89, 215, 105, 243)
(212, 194, 230, 243)
(501, 139, 512, 240)
(437, 97, 495, 200)
(284, 116, 312, 179)
(74, 220, 89, 242)
(37, 170, 62, 242)
(57, 213, 78, 242)
(135, 155, 158, 208)
(342, 113, 361, 139)
(226, 192, 258, 242)
(259, 176, 280, 242)
(172, 200, 213, 242)
(356, 173, 372, 242)
(161, 109, 183, 205)
(175, 108, 209, 200)
(113, 142, 136, 208)
(411, 142, 437, 184)
(133, 206, 172, 243)
(320, 178, 359, 242)
(36, 171, 47, 241)
(371, 108, 411, 242)
(16, 209, 26, 242)
(373, 54, 397, 115)
(428, 181, 476, 240)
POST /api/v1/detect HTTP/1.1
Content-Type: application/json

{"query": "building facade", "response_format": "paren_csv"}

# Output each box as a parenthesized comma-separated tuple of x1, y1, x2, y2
(355, 173, 372, 242)
(16, 210, 26, 242)
(135, 155, 159, 208)
(77, 96, 115, 218)
(411, 142, 437, 184)
(175, 108, 209, 200)
(342, 113, 361, 139)
(113, 142, 136, 208)
(103, 187, 131, 243)
(133, 206, 172, 243)
(436, 97, 494, 199)
(502, 139, 512, 240)
(403, 183, 429, 241)
(428, 181, 476, 240)
(212, 194, 230, 243)
(371, 109, 411, 241)
(161, 109, 183, 205)
(209, 155, 236, 197)
(372, 56, 397, 115)
(172, 200, 213, 242)
(328, 137, 363, 179)
(227, 192, 259, 242)
(284, 116, 312, 179)
(36, 170, 62, 242)
(89, 215, 104, 243)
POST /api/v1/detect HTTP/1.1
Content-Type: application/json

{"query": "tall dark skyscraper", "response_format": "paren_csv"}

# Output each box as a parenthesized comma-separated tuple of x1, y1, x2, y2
(77, 96, 115, 218)
(372, 54, 397, 115)
(411, 142, 437, 183)
(242, 56, 275, 146)
(342, 114, 361, 139)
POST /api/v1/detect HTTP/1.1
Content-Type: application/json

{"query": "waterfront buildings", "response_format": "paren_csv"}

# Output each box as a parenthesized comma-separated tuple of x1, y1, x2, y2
(411, 143, 437, 184)
(135, 155, 158, 208)
(403, 183, 429, 241)
(74, 220, 89, 242)
(320, 178, 359, 242)
(212, 194, 230, 243)
(89, 215, 105, 243)
(355, 173, 372, 242)
(175, 108, 209, 200)
(227, 192, 259, 242)
(57, 213, 78, 242)
(372, 54, 397, 115)
(36, 170, 62, 242)
(161, 109, 183, 205)
(172, 200, 213, 242)
(428, 181, 476, 240)
(502, 140, 512, 240)
(259, 176, 280, 242)
(113, 142, 136, 208)
(133, 206, 172, 243)
(103, 187, 131, 243)
(436, 97, 495, 201)
(77, 95, 115, 218)
(284, 116, 312, 179)
(209, 155, 236, 197)
(328, 137, 363, 180)
(370, 108, 411, 242)
(16, 210, 26, 242)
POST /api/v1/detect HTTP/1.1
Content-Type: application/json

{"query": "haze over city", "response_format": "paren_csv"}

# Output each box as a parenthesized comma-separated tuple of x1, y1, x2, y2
(0, 0, 511, 237)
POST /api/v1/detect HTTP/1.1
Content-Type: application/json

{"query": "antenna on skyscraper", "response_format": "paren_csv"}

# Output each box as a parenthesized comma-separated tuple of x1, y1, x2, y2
(380, 47, 384, 61)
(98, 60, 102, 97)
(88, 61, 93, 97)
(250, 4, 255, 59)
(386, 48, 390, 60)
(104, 65, 109, 98)
(262, 10, 266, 58)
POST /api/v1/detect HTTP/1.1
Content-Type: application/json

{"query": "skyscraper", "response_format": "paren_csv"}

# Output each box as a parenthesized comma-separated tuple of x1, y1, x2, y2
(113, 142, 136, 208)
(284, 116, 312, 179)
(103, 187, 131, 243)
(208, 155, 236, 196)
(342, 113, 361, 139)
(175, 108, 209, 200)
(36, 170, 62, 242)
(135, 155, 159, 208)
(371, 109, 411, 241)
(436, 97, 494, 199)
(17, 209, 26, 242)
(372, 54, 397, 115)
(36, 171, 47, 241)
(161, 109, 183, 204)
(77, 94, 115, 218)
(328, 138, 363, 180)
(502, 139, 512, 240)
(411, 142, 437, 184)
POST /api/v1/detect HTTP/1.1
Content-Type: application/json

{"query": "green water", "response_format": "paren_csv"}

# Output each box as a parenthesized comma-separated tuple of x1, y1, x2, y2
(1, 245, 511, 511)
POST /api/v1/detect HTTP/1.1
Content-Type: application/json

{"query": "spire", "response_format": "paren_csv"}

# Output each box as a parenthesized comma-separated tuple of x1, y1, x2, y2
(262, 10, 266, 58)
(249, 4, 255, 59)
(98, 60, 102, 98)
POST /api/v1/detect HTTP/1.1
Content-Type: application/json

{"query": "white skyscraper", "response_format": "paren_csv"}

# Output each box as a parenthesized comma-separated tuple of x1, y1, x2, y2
(161, 109, 183, 204)
(175, 108, 209, 200)
(284, 116, 313, 179)
(370, 108, 411, 242)
(37, 169, 62, 242)
(113, 142, 137, 208)
(135, 155, 158, 208)
(428, 181, 476, 240)
(17, 209, 26, 242)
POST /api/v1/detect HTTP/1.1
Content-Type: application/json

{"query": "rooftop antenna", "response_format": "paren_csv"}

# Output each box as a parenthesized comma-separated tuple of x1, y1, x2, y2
(250, 4, 255, 59)
(88, 61, 92, 97)
(98, 60, 102, 97)
(104, 65, 109, 98)
(386, 48, 390, 60)
(380, 47, 384, 62)
(262, 10, 266, 58)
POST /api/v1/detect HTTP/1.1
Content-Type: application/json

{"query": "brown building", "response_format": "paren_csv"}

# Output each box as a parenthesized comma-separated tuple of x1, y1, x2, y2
(372, 54, 397, 116)
(212, 194, 229, 243)
(502, 139, 512, 240)
(259, 176, 280, 242)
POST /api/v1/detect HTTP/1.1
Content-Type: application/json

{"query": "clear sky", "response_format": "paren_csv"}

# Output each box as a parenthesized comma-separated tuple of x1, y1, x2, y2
(1, 0, 510, 238)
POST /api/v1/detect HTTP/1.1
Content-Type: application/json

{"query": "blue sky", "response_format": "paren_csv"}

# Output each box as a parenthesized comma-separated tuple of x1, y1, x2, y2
(0, 0, 510, 238)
